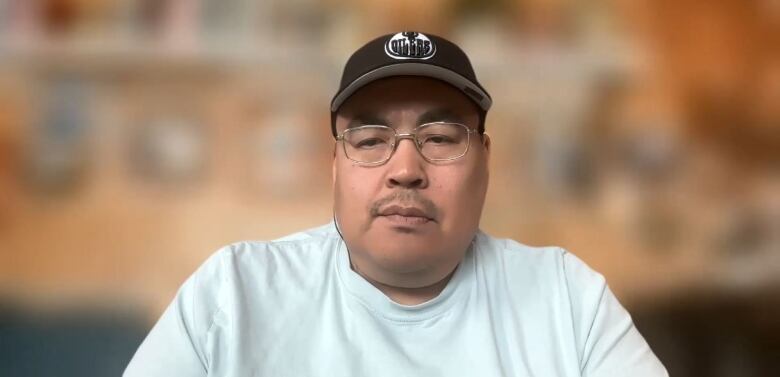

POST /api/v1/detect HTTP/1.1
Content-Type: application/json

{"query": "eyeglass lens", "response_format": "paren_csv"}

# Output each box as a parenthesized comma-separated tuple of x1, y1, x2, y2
(342, 123, 470, 164)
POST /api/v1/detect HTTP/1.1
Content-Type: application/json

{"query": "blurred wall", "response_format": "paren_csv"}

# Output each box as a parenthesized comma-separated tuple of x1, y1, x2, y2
(0, 0, 777, 375)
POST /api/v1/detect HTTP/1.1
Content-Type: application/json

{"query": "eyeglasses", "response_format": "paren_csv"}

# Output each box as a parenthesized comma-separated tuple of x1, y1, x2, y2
(335, 122, 479, 165)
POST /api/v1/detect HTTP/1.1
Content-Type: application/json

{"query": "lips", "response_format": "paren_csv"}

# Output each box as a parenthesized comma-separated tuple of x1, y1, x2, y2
(377, 204, 435, 225)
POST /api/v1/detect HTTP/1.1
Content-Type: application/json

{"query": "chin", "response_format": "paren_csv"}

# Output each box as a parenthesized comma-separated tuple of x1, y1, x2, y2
(372, 249, 439, 275)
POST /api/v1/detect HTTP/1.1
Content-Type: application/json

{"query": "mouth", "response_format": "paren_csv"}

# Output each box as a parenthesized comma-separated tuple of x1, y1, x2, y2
(376, 205, 435, 225)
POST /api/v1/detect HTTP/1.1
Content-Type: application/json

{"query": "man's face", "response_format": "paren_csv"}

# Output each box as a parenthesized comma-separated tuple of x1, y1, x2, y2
(333, 76, 490, 288)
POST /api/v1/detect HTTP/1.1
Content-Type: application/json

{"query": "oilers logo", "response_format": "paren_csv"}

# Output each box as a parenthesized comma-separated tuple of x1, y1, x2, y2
(384, 32, 436, 60)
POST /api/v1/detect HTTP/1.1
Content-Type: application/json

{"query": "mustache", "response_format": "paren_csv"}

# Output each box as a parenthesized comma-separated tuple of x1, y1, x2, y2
(369, 190, 439, 219)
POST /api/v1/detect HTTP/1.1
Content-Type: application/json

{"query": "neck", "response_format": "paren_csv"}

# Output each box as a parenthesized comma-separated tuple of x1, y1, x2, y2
(353, 265, 457, 305)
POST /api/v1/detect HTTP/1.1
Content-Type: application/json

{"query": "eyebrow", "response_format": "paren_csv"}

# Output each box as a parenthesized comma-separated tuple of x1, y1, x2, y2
(344, 107, 466, 130)
(417, 108, 466, 125)
(346, 114, 387, 129)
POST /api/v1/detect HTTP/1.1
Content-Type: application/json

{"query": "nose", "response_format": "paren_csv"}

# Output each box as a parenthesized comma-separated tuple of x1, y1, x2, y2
(385, 136, 428, 189)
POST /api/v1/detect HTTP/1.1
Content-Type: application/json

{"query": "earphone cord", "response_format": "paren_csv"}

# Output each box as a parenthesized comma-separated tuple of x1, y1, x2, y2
(333, 211, 345, 241)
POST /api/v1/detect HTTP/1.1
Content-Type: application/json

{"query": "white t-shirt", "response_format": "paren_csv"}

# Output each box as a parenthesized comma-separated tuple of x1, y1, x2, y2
(124, 223, 667, 376)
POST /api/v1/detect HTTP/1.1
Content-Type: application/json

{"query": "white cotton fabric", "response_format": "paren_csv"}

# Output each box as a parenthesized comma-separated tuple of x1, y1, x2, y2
(124, 223, 667, 377)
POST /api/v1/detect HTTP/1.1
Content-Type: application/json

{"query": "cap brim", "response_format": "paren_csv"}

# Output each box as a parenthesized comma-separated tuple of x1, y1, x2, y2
(330, 63, 492, 112)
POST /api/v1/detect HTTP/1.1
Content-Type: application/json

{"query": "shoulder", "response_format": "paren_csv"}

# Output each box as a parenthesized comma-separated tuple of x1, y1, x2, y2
(475, 231, 567, 263)
(476, 231, 601, 275)
(199, 222, 341, 275)
(474, 230, 606, 297)
(474, 231, 613, 345)
(185, 223, 341, 297)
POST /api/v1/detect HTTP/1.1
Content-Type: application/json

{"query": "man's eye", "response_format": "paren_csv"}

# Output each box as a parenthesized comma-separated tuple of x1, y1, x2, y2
(355, 138, 387, 149)
(423, 135, 455, 144)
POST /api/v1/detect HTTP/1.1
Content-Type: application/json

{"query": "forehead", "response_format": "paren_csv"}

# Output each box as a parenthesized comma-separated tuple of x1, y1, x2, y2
(336, 76, 480, 127)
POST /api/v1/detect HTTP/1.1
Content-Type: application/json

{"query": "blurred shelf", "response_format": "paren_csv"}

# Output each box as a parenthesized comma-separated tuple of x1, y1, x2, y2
(0, 35, 331, 76)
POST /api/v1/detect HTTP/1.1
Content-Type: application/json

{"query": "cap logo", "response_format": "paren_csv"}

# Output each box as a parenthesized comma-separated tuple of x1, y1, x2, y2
(384, 32, 436, 60)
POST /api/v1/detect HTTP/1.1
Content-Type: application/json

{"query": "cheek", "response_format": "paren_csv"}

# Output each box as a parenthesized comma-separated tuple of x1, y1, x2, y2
(334, 162, 381, 218)
(335, 165, 358, 207)
(432, 163, 488, 227)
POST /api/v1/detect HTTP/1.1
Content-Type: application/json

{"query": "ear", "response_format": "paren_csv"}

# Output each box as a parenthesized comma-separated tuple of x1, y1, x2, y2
(332, 147, 337, 186)
(482, 133, 492, 159)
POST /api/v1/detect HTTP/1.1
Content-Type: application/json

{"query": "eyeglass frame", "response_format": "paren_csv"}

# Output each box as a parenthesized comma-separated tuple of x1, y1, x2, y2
(334, 122, 482, 166)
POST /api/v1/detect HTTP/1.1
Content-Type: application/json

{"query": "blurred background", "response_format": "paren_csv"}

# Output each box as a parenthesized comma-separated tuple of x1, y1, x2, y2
(0, 0, 777, 375)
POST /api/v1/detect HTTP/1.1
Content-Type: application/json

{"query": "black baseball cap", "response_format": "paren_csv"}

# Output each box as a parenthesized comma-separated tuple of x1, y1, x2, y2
(330, 31, 492, 136)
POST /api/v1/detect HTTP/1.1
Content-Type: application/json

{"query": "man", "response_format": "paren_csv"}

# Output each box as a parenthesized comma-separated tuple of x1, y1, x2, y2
(124, 31, 667, 376)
